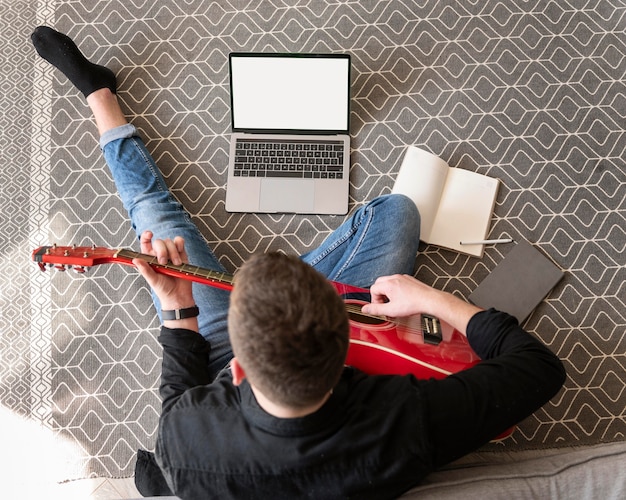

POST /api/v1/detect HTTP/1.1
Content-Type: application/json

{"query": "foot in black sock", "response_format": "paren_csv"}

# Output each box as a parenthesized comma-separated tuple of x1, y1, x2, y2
(31, 25, 117, 98)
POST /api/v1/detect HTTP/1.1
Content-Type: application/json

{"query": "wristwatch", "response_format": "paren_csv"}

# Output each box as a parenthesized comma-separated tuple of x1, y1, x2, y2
(161, 305, 200, 320)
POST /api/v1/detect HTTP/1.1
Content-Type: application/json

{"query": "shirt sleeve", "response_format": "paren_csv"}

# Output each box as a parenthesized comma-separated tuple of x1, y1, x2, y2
(422, 308, 566, 468)
(157, 326, 212, 415)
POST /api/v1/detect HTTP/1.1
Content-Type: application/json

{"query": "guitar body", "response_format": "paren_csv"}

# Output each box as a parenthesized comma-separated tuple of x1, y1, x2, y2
(331, 281, 480, 380)
(31, 245, 480, 380)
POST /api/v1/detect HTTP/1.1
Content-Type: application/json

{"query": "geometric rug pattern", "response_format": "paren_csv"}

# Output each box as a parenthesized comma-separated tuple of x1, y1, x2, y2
(2, 0, 624, 479)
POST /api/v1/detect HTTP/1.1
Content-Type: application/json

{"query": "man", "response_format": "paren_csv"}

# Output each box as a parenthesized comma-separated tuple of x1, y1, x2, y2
(32, 26, 566, 499)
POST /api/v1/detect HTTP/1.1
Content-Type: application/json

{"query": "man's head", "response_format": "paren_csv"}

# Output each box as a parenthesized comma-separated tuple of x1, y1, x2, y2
(228, 252, 349, 409)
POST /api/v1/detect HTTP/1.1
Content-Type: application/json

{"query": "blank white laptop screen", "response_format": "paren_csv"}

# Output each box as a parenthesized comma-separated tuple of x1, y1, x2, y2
(230, 54, 350, 133)
(226, 53, 351, 215)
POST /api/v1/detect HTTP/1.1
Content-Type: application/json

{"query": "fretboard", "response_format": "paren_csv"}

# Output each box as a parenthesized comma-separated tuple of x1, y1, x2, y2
(115, 249, 235, 288)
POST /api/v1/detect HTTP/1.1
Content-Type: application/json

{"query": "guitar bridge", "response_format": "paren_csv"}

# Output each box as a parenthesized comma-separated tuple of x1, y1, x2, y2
(422, 315, 443, 345)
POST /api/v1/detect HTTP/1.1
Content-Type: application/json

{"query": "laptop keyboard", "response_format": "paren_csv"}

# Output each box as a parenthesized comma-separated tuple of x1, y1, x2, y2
(234, 138, 345, 179)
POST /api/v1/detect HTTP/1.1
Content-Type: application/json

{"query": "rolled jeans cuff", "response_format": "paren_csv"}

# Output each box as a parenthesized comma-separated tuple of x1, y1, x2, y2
(99, 123, 138, 149)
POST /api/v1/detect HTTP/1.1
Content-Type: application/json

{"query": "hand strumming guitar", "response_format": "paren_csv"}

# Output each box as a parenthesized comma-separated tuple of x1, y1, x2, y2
(362, 274, 482, 337)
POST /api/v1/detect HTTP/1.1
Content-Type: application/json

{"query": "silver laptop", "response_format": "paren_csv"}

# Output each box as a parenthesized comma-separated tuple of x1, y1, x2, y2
(225, 53, 351, 214)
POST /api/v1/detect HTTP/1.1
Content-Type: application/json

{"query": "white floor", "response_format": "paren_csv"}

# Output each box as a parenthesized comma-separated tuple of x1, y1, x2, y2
(2, 407, 141, 499)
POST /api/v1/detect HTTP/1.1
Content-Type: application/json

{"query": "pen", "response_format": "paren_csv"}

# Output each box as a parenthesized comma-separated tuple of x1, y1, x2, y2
(459, 238, 514, 245)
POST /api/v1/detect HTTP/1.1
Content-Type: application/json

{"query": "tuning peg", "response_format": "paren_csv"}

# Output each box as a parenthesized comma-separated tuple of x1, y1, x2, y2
(73, 266, 86, 274)
(54, 264, 66, 272)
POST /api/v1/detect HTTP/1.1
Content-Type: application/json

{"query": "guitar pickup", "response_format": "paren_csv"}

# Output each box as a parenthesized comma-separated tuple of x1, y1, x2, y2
(422, 315, 442, 345)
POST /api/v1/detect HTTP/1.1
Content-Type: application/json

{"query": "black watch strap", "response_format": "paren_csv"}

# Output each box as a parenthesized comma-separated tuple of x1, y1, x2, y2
(161, 305, 200, 320)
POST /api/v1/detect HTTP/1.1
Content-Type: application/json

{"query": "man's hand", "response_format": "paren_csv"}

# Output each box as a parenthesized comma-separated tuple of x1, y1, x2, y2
(133, 230, 196, 314)
(362, 274, 482, 336)
(362, 274, 434, 318)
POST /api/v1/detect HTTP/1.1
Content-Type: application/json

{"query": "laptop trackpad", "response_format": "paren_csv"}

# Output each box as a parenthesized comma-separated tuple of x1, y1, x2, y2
(259, 178, 315, 213)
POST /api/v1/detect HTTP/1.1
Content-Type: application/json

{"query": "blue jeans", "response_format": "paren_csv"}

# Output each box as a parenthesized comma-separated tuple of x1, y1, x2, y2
(101, 124, 421, 378)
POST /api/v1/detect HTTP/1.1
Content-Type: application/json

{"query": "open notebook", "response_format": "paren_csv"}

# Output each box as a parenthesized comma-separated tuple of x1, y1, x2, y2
(392, 146, 499, 257)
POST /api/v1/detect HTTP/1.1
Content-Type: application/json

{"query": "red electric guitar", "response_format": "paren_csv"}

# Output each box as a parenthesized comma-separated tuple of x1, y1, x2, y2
(33, 245, 515, 440)
(32, 244, 481, 380)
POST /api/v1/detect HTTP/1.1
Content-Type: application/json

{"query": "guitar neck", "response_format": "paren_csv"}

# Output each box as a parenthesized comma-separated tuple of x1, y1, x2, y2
(115, 251, 442, 342)
(32, 244, 450, 346)
(33, 244, 390, 323)
(33, 244, 414, 327)
(32, 245, 236, 292)
(114, 249, 236, 291)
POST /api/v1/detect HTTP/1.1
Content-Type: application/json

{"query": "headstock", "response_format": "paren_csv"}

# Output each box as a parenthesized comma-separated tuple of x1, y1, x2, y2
(31, 245, 126, 273)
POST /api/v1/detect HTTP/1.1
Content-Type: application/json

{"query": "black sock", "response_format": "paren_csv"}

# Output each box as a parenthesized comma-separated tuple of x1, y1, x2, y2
(31, 25, 117, 98)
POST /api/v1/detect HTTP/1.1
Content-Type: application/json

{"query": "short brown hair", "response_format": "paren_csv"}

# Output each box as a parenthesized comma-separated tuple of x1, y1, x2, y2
(228, 252, 349, 408)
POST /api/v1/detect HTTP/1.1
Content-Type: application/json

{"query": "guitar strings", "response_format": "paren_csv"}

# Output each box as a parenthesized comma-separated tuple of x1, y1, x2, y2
(120, 249, 433, 336)
(118, 249, 235, 286)
(343, 303, 434, 336)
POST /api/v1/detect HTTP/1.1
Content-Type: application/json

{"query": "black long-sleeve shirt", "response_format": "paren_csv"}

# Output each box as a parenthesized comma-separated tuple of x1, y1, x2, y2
(152, 309, 565, 499)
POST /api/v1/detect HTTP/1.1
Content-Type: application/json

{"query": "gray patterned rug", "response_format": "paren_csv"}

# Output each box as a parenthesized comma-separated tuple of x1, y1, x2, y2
(2, 0, 625, 481)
